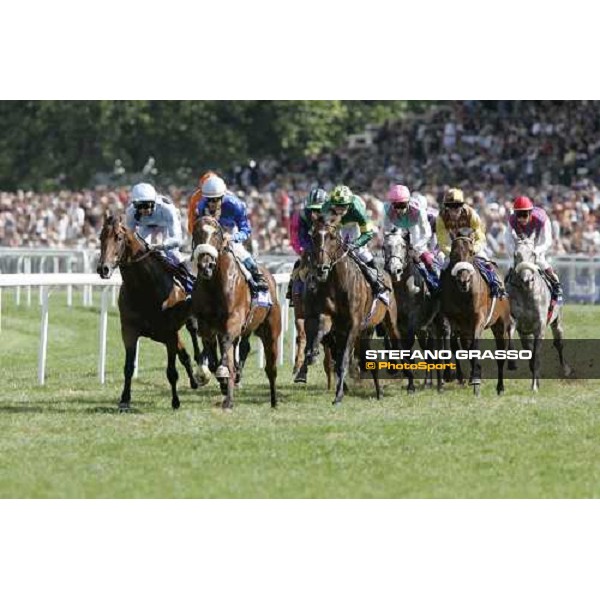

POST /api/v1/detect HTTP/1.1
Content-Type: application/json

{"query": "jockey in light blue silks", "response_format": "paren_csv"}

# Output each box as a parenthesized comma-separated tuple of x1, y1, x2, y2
(383, 184, 441, 292)
(195, 175, 269, 293)
(125, 182, 196, 295)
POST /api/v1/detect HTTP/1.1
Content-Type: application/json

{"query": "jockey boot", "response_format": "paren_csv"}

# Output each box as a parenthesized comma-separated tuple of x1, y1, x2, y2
(243, 258, 269, 293)
(544, 268, 564, 304)
(174, 262, 196, 296)
(364, 259, 390, 305)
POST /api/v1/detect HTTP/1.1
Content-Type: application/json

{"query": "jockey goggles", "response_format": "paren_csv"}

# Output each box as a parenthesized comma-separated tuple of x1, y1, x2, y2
(136, 201, 155, 210)
(516, 210, 532, 219)
(392, 202, 409, 211)
(207, 195, 224, 203)
(445, 202, 462, 210)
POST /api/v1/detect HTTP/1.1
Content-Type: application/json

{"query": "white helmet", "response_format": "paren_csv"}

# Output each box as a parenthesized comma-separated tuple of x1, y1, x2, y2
(131, 182, 157, 204)
(202, 176, 227, 198)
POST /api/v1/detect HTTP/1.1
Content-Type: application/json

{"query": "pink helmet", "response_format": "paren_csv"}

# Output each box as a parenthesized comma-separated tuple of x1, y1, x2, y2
(387, 184, 411, 203)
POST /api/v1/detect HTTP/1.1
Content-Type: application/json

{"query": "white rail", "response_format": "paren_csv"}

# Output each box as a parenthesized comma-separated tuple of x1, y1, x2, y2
(0, 273, 291, 386)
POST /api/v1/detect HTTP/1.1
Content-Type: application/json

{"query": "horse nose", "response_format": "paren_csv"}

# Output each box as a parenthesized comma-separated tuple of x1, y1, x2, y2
(98, 265, 110, 278)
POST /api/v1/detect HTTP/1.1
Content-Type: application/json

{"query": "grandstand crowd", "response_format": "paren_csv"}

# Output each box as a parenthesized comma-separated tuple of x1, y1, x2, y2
(1, 101, 600, 258)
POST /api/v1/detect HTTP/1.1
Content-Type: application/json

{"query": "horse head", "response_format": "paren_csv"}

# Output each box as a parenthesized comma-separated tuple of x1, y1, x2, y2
(192, 216, 226, 280)
(97, 212, 127, 278)
(514, 237, 538, 290)
(311, 217, 346, 283)
(383, 227, 410, 283)
(514, 236, 536, 263)
(449, 229, 476, 293)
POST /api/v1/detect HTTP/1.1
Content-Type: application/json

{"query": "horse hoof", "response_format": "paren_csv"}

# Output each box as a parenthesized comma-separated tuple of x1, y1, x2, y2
(332, 400, 342, 407)
(195, 365, 212, 387)
(215, 366, 230, 379)
(118, 402, 131, 412)
(473, 385, 481, 397)
(407, 388, 416, 395)
(190, 378, 199, 390)
(172, 399, 181, 410)
(294, 373, 307, 384)
(497, 389, 504, 396)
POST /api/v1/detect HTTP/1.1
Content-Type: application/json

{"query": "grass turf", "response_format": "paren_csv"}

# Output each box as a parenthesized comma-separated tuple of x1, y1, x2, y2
(0, 289, 599, 498)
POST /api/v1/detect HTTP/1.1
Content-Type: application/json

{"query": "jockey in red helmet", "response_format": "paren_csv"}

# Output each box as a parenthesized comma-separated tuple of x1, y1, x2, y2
(505, 196, 563, 303)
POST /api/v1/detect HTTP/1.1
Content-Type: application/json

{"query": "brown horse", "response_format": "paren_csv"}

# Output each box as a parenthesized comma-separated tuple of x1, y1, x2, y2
(383, 228, 449, 393)
(191, 216, 281, 410)
(297, 218, 400, 405)
(97, 213, 198, 410)
(291, 258, 334, 389)
(440, 233, 513, 396)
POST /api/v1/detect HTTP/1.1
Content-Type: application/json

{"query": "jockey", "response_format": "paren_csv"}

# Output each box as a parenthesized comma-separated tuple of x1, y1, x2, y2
(436, 187, 507, 298)
(187, 171, 217, 235)
(505, 195, 563, 303)
(321, 184, 389, 303)
(286, 188, 328, 301)
(125, 182, 196, 295)
(383, 184, 440, 290)
(195, 175, 269, 293)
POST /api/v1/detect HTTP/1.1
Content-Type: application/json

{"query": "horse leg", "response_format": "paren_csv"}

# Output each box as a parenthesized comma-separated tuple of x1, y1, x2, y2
(295, 313, 324, 384)
(417, 329, 432, 389)
(463, 334, 482, 395)
(185, 316, 201, 366)
(293, 316, 306, 377)
(491, 321, 508, 396)
(165, 335, 180, 410)
(176, 331, 198, 390)
(257, 314, 281, 409)
(119, 329, 138, 411)
(451, 332, 465, 385)
(217, 333, 236, 406)
(235, 335, 251, 385)
(324, 343, 333, 390)
(333, 329, 358, 406)
(550, 314, 572, 377)
(519, 332, 536, 391)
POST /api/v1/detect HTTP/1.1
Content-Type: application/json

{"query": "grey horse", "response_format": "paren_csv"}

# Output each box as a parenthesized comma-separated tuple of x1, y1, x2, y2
(383, 228, 449, 393)
(506, 237, 571, 391)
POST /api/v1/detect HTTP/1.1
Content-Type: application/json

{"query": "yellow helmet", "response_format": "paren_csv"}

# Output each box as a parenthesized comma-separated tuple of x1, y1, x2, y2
(443, 188, 465, 204)
(330, 185, 353, 206)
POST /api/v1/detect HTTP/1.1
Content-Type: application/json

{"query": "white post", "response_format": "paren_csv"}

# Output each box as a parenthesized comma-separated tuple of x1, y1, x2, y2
(291, 308, 297, 365)
(98, 288, 109, 384)
(134, 338, 140, 378)
(258, 342, 265, 369)
(15, 286, 20, 306)
(38, 287, 50, 385)
(111, 285, 117, 308)
(27, 285, 32, 307)
(67, 259, 73, 307)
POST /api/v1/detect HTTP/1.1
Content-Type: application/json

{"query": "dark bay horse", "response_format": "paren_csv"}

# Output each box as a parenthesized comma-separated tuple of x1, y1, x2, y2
(440, 233, 513, 396)
(507, 237, 571, 391)
(383, 228, 448, 393)
(97, 213, 198, 410)
(298, 218, 400, 405)
(291, 258, 334, 389)
(191, 216, 281, 410)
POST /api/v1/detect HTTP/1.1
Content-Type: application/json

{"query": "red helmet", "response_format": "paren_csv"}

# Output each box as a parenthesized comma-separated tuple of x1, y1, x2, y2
(513, 196, 533, 211)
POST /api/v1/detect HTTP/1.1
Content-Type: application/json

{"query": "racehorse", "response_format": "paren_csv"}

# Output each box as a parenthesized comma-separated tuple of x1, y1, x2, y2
(97, 213, 199, 410)
(297, 217, 400, 405)
(383, 228, 449, 393)
(506, 237, 571, 390)
(191, 216, 281, 410)
(291, 258, 334, 389)
(440, 231, 513, 396)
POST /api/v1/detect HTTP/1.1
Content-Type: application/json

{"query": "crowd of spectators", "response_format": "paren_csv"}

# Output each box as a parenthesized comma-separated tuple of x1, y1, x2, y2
(1, 101, 600, 259)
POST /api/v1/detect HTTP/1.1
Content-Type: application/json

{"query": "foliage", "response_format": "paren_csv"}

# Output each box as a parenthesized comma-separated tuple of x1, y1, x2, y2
(0, 101, 419, 190)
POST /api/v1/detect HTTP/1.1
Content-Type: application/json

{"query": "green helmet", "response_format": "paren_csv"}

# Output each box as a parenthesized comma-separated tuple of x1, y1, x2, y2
(330, 185, 353, 206)
(305, 188, 328, 210)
